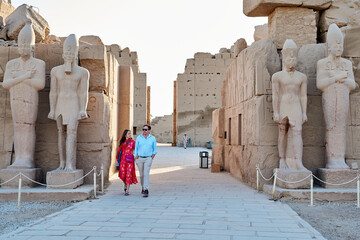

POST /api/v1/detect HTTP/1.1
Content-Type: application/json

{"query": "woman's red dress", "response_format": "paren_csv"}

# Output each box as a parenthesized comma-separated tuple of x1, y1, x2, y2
(117, 139, 138, 185)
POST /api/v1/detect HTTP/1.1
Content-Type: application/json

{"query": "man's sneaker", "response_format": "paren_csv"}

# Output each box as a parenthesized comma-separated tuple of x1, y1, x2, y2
(143, 189, 148, 198)
(141, 189, 145, 194)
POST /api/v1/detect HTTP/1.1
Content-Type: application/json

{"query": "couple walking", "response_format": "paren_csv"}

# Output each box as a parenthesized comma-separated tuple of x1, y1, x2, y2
(116, 124, 157, 197)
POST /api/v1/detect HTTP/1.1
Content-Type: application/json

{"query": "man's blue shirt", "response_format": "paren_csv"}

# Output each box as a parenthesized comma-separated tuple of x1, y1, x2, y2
(134, 134, 157, 157)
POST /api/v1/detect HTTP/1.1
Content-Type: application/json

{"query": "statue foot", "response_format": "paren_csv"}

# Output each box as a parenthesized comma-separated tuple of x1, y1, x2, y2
(8, 158, 34, 169)
(56, 162, 65, 171)
(286, 158, 308, 171)
(326, 159, 350, 169)
(64, 166, 75, 172)
(279, 159, 288, 169)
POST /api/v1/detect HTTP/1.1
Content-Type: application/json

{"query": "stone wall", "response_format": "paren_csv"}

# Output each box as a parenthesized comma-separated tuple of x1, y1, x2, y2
(175, 50, 234, 147)
(151, 114, 173, 143)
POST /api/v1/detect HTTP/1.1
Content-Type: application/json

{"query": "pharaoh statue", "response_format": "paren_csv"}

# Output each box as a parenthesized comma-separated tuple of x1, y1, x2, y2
(48, 34, 89, 172)
(272, 39, 308, 171)
(2, 20, 45, 168)
(316, 24, 356, 169)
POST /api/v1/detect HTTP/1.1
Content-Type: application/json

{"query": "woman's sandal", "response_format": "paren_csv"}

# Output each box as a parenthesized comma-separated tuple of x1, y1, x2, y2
(125, 190, 129, 196)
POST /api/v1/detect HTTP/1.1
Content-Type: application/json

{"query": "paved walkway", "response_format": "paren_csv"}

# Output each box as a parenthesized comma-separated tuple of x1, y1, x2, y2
(2, 146, 325, 240)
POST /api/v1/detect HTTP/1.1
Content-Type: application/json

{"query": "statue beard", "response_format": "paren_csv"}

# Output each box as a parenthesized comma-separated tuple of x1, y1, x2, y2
(64, 61, 72, 73)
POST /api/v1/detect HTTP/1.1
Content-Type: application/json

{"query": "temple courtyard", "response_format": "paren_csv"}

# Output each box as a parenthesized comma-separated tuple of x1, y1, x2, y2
(0, 145, 339, 240)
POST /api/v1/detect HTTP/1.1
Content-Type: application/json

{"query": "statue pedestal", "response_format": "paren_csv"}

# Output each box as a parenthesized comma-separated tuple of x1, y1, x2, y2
(0, 168, 42, 188)
(46, 169, 84, 189)
(317, 168, 358, 189)
(275, 168, 312, 189)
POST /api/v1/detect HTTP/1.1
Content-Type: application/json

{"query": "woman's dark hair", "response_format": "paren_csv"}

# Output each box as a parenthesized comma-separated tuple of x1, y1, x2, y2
(119, 129, 130, 146)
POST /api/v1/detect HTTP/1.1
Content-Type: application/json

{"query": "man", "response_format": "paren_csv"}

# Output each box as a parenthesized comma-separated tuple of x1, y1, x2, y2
(48, 34, 90, 171)
(272, 39, 308, 170)
(317, 24, 356, 169)
(2, 20, 45, 168)
(134, 124, 157, 197)
(183, 134, 188, 149)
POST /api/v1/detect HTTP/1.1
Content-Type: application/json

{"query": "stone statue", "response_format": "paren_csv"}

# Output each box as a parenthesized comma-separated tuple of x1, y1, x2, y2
(272, 39, 308, 170)
(317, 23, 356, 169)
(48, 34, 89, 171)
(2, 20, 45, 168)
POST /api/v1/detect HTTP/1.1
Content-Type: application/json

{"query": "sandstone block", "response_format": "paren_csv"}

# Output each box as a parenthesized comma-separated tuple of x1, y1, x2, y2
(46, 169, 84, 189)
(296, 43, 326, 96)
(275, 168, 312, 189)
(6, 4, 50, 42)
(243, 0, 331, 17)
(0, 46, 9, 80)
(211, 163, 221, 173)
(343, 26, 360, 58)
(35, 43, 63, 76)
(254, 24, 268, 42)
(79, 35, 104, 45)
(317, 168, 358, 189)
(0, 168, 42, 188)
(79, 45, 108, 92)
(269, 7, 317, 49)
(118, 65, 134, 132)
(194, 52, 212, 59)
(0, 0, 15, 20)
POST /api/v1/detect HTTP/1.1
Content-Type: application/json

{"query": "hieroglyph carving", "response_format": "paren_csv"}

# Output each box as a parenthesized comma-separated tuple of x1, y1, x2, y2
(272, 39, 308, 170)
(317, 24, 356, 169)
(48, 34, 90, 171)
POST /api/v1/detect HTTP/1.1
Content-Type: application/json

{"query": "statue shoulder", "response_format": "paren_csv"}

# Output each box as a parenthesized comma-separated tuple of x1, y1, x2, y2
(296, 71, 307, 81)
(341, 58, 353, 66)
(5, 58, 19, 67)
(79, 66, 89, 77)
(50, 65, 63, 73)
(317, 57, 328, 67)
(32, 58, 45, 66)
(271, 71, 281, 81)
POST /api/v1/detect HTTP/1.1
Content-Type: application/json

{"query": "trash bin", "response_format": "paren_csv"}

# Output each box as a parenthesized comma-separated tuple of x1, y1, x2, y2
(199, 151, 209, 168)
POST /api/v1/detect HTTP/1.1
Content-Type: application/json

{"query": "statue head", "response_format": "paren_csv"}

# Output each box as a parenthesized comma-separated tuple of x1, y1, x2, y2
(63, 34, 79, 73)
(327, 23, 344, 57)
(281, 39, 298, 71)
(18, 19, 35, 58)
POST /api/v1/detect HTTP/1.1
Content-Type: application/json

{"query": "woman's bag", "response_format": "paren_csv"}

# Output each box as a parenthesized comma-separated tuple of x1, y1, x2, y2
(125, 155, 134, 163)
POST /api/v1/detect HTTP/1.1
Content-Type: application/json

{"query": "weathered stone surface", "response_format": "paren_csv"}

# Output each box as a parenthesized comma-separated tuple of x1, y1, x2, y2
(254, 24, 268, 42)
(118, 65, 134, 133)
(211, 163, 221, 173)
(243, 0, 331, 17)
(0, 168, 42, 188)
(35, 43, 63, 76)
(269, 7, 317, 49)
(275, 168, 311, 189)
(41, 34, 60, 44)
(296, 43, 326, 96)
(317, 168, 358, 188)
(79, 35, 104, 45)
(343, 26, 360, 58)
(233, 38, 247, 57)
(319, 0, 360, 34)
(6, 4, 50, 43)
(151, 114, 173, 143)
(46, 169, 84, 189)
(0, 0, 15, 20)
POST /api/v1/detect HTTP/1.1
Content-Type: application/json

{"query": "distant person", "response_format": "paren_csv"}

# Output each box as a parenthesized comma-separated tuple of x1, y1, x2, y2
(183, 134, 188, 149)
(134, 124, 157, 197)
(116, 129, 137, 196)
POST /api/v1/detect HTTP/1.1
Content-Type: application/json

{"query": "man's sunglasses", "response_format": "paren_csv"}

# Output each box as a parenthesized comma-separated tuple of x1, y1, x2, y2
(142, 129, 149, 131)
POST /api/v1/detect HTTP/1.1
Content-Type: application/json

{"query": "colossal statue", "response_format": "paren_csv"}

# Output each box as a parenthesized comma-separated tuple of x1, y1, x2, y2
(2, 20, 45, 168)
(48, 34, 89, 172)
(317, 23, 356, 169)
(272, 39, 308, 170)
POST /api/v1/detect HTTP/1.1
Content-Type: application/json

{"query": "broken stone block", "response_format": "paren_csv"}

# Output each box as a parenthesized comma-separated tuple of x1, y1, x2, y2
(343, 26, 360, 58)
(269, 7, 317, 49)
(46, 170, 84, 189)
(243, 0, 332, 17)
(0, 0, 15, 20)
(6, 4, 50, 43)
(0, 168, 42, 188)
(317, 168, 358, 189)
(254, 24, 268, 42)
(41, 34, 60, 44)
(275, 168, 312, 189)
(233, 38, 247, 57)
(79, 35, 104, 45)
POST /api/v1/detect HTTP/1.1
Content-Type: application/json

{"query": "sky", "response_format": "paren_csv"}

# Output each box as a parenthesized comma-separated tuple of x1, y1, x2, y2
(11, 0, 267, 118)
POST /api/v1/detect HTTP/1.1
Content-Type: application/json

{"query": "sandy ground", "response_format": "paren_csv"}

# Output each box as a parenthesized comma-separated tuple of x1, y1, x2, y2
(285, 200, 360, 240)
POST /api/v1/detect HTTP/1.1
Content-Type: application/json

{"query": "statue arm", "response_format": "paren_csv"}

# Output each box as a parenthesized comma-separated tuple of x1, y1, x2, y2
(300, 75, 308, 123)
(78, 69, 90, 119)
(271, 74, 280, 122)
(344, 63, 356, 91)
(317, 60, 347, 91)
(48, 68, 57, 119)
(2, 63, 32, 90)
(24, 61, 45, 91)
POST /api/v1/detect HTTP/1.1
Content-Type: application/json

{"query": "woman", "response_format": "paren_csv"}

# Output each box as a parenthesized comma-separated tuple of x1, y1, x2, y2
(116, 129, 137, 195)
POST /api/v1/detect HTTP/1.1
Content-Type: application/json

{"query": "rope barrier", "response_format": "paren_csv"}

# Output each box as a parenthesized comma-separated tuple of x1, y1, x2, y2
(276, 174, 312, 184)
(256, 167, 275, 181)
(312, 174, 358, 186)
(0, 173, 21, 186)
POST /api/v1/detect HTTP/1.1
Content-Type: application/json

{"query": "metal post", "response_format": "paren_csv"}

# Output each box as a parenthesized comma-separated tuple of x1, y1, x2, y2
(101, 165, 104, 194)
(256, 165, 259, 193)
(93, 166, 97, 198)
(310, 175, 314, 207)
(17, 173, 22, 208)
(271, 169, 277, 200)
(357, 176, 359, 208)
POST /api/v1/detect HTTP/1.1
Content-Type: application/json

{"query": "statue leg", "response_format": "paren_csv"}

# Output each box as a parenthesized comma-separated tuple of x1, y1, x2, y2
(278, 122, 289, 169)
(56, 116, 66, 170)
(64, 119, 78, 171)
(10, 122, 36, 168)
(287, 123, 306, 170)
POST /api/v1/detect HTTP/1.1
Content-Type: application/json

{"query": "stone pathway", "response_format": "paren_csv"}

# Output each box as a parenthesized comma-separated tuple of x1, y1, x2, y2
(1, 146, 325, 240)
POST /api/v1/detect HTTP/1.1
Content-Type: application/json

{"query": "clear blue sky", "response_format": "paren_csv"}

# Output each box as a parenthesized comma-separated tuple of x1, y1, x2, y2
(11, 0, 266, 117)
